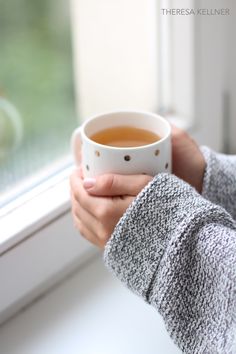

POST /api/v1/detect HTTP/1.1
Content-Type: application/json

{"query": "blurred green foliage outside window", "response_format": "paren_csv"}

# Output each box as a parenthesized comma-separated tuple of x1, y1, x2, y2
(0, 0, 77, 206)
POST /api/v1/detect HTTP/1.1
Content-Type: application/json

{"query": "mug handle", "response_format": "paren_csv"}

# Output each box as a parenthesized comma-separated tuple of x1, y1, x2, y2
(71, 127, 82, 166)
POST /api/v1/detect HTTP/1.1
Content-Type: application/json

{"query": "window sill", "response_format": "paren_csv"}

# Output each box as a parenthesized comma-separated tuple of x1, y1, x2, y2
(0, 256, 181, 354)
(0, 165, 96, 325)
(0, 166, 73, 255)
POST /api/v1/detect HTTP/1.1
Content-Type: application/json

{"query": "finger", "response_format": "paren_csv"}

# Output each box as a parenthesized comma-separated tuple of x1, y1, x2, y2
(74, 217, 103, 248)
(73, 196, 103, 237)
(71, 172, 135, 222)
(71, 173, 108, 216)
(71, 194, 101, 246)
(171, 124, 188, 145)
(72, 185, 133, 234)
(170, 123, 181, 135)
(83, 174, 153, 197)
(78, 165, 83, 179)
(73, 195, 118, 249)
(70, 170, 81, 194)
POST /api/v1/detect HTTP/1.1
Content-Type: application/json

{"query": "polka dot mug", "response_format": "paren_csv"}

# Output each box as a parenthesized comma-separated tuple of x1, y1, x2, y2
(71, 110, 171, 177)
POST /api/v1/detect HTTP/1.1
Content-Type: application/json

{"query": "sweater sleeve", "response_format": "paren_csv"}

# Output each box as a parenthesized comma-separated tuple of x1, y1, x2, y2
(201, 146, 236, 220)
(104, 173, 236, 354)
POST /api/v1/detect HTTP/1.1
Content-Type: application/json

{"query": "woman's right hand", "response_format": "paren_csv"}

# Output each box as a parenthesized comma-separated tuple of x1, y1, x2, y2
(171, 126, 206, 193)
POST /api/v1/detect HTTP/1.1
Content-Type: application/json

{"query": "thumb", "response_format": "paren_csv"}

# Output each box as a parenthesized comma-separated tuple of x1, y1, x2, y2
(83, 174, 153, 196)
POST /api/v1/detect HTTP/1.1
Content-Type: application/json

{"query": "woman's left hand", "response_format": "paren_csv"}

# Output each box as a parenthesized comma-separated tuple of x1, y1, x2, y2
(70, 170, 152, 249)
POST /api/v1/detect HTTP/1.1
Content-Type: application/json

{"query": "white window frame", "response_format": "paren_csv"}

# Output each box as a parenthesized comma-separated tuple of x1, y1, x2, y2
(158, 0, 230, 152)
(158, 0, 195, 130)
(0, 0, 233, 325)
(191, 0, 230, 152)
(0, 167, 98, 324)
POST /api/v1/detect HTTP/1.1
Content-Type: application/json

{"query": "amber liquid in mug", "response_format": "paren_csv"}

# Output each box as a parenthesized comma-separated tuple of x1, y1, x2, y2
(90, 126, 161, 147)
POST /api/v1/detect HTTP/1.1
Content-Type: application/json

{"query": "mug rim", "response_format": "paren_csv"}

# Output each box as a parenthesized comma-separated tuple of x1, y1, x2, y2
(80, 110, 171, 151)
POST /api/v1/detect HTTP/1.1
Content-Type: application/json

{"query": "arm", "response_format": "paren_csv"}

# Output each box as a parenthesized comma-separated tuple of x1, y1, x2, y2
(201, 146, 236, 220)
(104, 174, 236, 354)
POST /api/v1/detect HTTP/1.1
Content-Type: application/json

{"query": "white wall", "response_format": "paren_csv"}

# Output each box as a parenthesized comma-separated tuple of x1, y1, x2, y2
(70, 0, 159, 121)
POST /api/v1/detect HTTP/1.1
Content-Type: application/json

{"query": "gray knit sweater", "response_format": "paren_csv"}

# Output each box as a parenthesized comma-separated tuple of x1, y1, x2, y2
(104, 147, 236, 354)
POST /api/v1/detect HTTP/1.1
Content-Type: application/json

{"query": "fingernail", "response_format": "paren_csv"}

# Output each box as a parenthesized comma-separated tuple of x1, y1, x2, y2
(83, 178, 96, 189)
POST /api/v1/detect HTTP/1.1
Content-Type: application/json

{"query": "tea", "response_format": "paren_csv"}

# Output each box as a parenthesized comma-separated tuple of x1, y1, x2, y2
(90, 126, 161, 147)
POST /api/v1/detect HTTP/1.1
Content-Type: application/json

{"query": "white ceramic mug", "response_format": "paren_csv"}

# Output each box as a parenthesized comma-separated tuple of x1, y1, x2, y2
(71, 110, 171, 177)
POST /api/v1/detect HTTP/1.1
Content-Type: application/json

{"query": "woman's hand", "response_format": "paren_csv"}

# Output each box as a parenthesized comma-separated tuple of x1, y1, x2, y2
(70, 126, 205, 248)
(70, 170, 153, 248)
(171, 126, 206, 193)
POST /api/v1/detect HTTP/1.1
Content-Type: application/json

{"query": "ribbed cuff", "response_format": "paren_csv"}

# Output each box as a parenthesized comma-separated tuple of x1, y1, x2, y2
(201, 146, 236, 220)
(104, 173, 220, 300)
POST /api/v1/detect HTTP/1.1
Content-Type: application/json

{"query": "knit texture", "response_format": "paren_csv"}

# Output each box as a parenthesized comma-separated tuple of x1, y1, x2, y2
(201, 146, 236, 220)
(104, 149, 236, 353)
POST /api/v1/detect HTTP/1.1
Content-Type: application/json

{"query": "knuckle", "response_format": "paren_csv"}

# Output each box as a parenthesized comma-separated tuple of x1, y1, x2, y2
(70, 185, 80, 204)
(97, 226, 110, 242)
(143, 175, 153, 185)
(101, 174, 116, 192)
(73, 205, 80, 219)
(74, 190, 82, 204)
(172, 126, 186, 140)
(71, 200, 81, 219)
(96, 204, 110, 221)
(178, 129, 188, 140)
(71, 203, 75, 217)
(137, 175, 153, 191)
(69, 171, 77, 189)
(75, 189, 86, 206)
(74, 190, 81, 204)
(71, 200, 77, 216)
(76, 220, 86, 238)
(73, 216, 81, 231)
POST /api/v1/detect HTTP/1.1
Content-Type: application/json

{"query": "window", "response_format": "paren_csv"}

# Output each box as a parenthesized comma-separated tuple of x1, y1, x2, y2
(0, 0, 162, 323)
(0, 0, 77, 208)
(1, 0, 234, 325)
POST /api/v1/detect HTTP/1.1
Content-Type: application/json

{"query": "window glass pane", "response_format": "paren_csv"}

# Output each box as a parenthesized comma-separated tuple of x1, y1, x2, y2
(0, 0, 77, 206)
